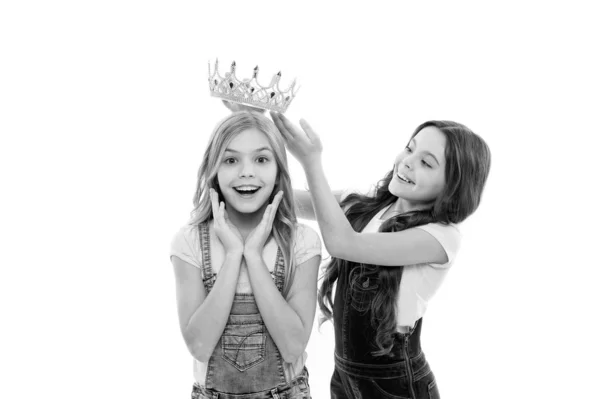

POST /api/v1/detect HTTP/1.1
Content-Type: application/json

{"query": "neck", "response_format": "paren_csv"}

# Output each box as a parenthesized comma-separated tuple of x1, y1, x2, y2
(383, 197, 432, 219)
(224, 203, 268, 238)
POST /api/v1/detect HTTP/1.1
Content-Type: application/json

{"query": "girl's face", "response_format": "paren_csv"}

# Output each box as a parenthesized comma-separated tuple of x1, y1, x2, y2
(389, 126, 447, 203)
(217, 128, 278, 214)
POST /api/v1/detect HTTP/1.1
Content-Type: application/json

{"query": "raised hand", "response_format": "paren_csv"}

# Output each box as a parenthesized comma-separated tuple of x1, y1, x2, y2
(244, 191, 284, 258)
(270, 112, 323, 168)
(210, 188, 244, 255)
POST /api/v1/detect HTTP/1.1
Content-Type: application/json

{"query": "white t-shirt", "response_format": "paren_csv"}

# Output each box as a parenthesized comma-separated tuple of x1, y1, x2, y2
(340, 189, 461, 333)
(170, 221, 322, 384)
(360, 205, 461, 332)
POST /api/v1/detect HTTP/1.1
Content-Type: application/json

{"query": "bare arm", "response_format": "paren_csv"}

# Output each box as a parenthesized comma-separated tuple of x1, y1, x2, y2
(303, 160, 448, 266)
(171, 253, 242, 362)
(293, 189, 343, 221)
(244, 253, 321, 363)
(273, 113, 448, 266)
(172, 189, 247, 361)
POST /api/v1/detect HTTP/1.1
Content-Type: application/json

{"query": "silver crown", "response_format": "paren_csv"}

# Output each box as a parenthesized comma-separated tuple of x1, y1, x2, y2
(208, 59, 298, 113)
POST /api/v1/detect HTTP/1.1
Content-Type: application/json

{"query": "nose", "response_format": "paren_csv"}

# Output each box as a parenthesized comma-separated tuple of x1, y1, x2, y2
(399, 156, 413, 170)
(239, 160, 255, 178)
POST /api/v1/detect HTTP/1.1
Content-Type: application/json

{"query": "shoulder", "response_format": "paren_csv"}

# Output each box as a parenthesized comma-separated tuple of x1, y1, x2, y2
(171, 223, 200, 246)
(170, 223, 202, 269)
(293, 223, 322, 265)
(414, 222, 461, 265)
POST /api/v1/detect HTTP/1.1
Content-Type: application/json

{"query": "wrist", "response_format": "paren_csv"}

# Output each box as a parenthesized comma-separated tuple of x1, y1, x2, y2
(224, 251, 244, 263)
(303, 156, 323, 174)
(243, 249, 263, 265)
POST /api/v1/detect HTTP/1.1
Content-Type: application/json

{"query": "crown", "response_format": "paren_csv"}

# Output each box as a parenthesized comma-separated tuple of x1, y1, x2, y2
(208, 59, 298, 113)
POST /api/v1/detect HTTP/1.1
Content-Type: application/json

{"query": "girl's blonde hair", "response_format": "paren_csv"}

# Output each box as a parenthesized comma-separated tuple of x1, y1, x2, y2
(189, 111, 298, 297)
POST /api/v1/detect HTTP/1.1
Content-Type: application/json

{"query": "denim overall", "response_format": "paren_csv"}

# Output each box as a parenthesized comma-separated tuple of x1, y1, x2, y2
(191, 222, 311, 399)
(330, 264, 440, 399)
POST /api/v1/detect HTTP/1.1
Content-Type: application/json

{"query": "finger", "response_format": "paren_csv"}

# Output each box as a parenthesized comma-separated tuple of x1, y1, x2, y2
(269, 191, 284, 225)
(259, 204, 272, 227)
(270, 112, 292, 141)
(222, 100, 233, 111)
(299, 119, 320, 142)
(222, 205, 230, 222)
(277, 114, 301, 137)
(210, 188, 219, 218)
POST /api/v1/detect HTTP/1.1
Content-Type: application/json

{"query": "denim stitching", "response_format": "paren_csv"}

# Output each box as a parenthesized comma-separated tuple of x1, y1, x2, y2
(369, 379, 412, 399)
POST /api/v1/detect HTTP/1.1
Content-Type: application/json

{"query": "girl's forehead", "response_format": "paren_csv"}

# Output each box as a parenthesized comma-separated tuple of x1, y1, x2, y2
(411, 127, 446, 157)
(226, 128, 272, 152)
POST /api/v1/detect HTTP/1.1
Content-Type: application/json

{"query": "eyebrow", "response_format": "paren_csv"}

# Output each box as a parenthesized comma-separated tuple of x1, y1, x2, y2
(224, 147, 273, 154)
(409, 138, 441, 165)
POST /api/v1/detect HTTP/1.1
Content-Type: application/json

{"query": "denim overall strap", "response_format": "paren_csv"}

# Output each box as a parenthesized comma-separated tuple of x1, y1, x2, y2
(273, 246, 285, 292)
(199, 222, 216, 293)
(197, 228, 292, 396)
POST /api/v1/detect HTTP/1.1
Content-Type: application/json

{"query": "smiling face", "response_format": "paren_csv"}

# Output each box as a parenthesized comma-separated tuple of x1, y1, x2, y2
(216, 127, 278, 215)
(388, 126, 447, 204)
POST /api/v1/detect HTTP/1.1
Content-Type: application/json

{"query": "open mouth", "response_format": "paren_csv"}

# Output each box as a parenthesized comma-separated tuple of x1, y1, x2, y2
(396, 173, 415, 185)
(233, 185, 261, 196)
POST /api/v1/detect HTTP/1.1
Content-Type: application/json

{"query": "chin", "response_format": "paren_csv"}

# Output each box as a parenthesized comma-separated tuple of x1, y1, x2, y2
(388, 180, 405, 197)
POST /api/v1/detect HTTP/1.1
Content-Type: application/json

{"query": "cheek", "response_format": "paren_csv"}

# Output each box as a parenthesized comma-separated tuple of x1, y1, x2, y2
(394, 153, 405, 166)
(430, 172, 446, 194)
(264, 165, 279, 186)
(216, 168, 233, 187)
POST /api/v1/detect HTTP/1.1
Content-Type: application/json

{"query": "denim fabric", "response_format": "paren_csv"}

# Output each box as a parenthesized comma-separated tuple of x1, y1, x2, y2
(192, 368, 311, 399)
(330, 263, 440, 399)
(191, 223, 311, 399)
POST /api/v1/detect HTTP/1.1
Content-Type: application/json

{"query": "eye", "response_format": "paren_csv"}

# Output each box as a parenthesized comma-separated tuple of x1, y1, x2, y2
(421, 160, 431, 168)
(405, 146, 413, 153)
(223, 157, 236, 164)
(256, 156, 270, 163)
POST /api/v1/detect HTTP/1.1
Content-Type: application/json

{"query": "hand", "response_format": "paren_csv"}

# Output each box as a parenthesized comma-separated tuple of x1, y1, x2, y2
(210, 188, 244, 255)
(222, 100, 266, 114)
(270, 112, 323, 168)
(244, 191, 284, 258)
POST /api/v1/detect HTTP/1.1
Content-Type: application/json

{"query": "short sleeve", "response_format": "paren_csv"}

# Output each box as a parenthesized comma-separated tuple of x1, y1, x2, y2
(294, 224, 322, 266)
(170, 225, 202, 269)
(414, 223, 461, 268)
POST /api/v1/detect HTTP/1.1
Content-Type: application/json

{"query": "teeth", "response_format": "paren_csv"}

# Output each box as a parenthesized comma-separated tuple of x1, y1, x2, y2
(235, 186, 260, 192)
(397, 173, 414, 184)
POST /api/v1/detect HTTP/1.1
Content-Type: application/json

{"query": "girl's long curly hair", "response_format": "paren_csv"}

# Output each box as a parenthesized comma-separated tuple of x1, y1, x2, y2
(189, 111, 298, 298)
(318, 120, 491, 357)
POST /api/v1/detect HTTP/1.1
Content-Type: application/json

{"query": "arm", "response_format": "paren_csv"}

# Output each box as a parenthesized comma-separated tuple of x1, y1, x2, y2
(303, 159, 448, 266)
(272, 113, 448, 266)
(244, 252, 321, 363)
(242, 191, 320, 363)
(171, 253, 242, 362)
(172, 188, 246, 361)
(293, 188, 343, 221)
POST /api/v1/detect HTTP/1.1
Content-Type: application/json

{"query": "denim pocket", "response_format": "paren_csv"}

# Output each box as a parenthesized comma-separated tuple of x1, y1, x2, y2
(349, 268, 379, 312)
(221, 319, 266, 371)
(427, 378, 440, 399)
(367, 379, 411, 399)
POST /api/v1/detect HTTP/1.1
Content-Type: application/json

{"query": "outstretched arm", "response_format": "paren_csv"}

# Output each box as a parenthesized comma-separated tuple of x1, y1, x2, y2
(271, 112, 448, 266)
(294, 189, 343, 220)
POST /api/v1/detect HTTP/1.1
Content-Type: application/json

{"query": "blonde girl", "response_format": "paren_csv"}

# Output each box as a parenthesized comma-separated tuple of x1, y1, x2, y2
(171, 111, 321, 398)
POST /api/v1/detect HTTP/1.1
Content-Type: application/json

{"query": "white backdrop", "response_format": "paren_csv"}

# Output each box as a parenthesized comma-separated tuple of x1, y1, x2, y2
(1, 1, 599, 398)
